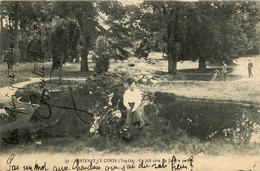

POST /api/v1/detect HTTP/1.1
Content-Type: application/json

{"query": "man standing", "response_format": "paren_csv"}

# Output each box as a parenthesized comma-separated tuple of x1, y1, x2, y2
(248, 60, 253, 78)
(222, 61, 227, 81)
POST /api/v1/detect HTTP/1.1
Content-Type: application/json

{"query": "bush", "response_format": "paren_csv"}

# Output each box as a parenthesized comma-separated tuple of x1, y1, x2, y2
(83, 73, 157, 140)
(84, 73, 126, 136)
(92, 54, 110, 74)
(1, 49, 21, 64)
(92, 36, 111, 74)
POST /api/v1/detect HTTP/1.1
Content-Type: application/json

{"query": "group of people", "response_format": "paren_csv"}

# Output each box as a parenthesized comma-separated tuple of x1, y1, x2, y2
(215, 60, 254, 81)
(123, 60, 254, 127)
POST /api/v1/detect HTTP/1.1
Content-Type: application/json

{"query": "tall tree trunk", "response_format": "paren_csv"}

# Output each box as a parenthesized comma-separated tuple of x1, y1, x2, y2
(14, 2, 19, 50)
(167, 18, 176, 74)
(59, 54, 64, 85)
(168, 37, 176, 74)
(167, 4, 180, 74)
(80, 38, 89, 72)
(198, 56, 206, 70)
(75, 54, 80, 63)
(79, 27, 90, 72)
(0, 3, 3, 59)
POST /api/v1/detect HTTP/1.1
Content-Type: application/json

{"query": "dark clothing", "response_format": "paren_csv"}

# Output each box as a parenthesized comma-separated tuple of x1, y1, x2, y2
(248, 62, 253, 78)
(125, 103, 149, 127)
(248, 62, 253, 69)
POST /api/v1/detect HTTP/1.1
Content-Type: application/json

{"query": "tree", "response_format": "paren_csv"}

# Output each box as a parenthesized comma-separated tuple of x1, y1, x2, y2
(139, 1, 259, 72)
(50, 17, 81, 84)
(192, 1, 258, 68)
(73, 2, 97, 72)
(96, 1, 133, 61)
(50, 1, 131, 72)
(236, 1, 260, 55)
(140, 1, 188, 74)
(1, 2, 20, 59)
(0, 2, 3, 58)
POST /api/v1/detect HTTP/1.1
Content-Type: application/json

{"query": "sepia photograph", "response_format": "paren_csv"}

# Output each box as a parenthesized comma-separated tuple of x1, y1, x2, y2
(0, 0, 260, 170)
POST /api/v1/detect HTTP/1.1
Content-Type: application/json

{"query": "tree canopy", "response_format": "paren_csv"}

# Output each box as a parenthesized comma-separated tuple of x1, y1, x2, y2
(138, 1, 259, 72)
(1, 1, 259, 74)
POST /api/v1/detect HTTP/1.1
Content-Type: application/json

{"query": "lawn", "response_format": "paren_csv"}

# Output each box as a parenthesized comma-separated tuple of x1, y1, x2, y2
(141, 80, 260, 104)
(1, 58, 260, 156)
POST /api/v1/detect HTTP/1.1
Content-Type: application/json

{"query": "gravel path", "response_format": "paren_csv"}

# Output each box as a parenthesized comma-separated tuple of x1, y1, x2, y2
(0, 77, 87, 104)
(0, 55, 259, 105)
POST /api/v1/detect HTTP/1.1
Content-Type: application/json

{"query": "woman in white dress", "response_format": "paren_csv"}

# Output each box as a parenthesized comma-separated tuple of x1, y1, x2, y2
(123, 79, 149, 128)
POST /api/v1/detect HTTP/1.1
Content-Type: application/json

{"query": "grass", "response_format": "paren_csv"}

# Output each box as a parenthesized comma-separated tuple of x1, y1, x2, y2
(0, 62, 91, 81)
(2, 125, 260, 156)
(178, 67, 234, 74)
(1, 58, 260, 155)
(1, 78, 259, 156)
(0, 62, 91, 88)
(141, 81, 260, 104)
(0, 75, 29, 88)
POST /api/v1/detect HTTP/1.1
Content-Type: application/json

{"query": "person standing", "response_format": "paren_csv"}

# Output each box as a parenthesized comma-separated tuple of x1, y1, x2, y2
(248, 60, 253, 78)
(222, 61, 227, 81)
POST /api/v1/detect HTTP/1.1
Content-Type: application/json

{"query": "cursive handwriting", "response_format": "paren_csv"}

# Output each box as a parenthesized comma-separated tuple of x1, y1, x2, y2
(53, 165, 70, 171)
(138, 159, 168, 169)
(6, 154, 19, 171)
(30, 87, 93, 123)
(171, 155, 193, 171)
(5, 154, 195, 171)
(72, 159, 101, 171)
(6, 154, 49, 171)
(27, 40, 93, 123)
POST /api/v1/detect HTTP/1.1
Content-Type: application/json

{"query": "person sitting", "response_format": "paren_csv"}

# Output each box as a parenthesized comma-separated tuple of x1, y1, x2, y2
(123, 79, 149, 128)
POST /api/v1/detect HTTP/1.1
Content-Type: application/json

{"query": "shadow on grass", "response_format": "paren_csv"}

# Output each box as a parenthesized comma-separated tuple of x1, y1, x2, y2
(178, 67, 234, 74)
(1, 83, 260, 154)
(154, 67, 243, 81)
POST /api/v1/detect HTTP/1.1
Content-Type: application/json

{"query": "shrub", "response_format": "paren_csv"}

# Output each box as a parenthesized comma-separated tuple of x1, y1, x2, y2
(84, 73, 126, 136)
(83, 73, 157, 140)
(92, 36, 111, 74)
(1, 48, 21, 64)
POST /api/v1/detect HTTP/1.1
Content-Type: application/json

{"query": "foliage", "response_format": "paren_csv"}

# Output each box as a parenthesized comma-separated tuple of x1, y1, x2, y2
(83, 72, 156, 140)
(92, 36, 111, 73)
(1, 2, 54, 62)
(222, 113, 260, 144)
(50, 17, 81, 69)
(138, 1, 260, 71)
(1, 49, 21, 64)
(97, 1, 132, 61)
(155, 91, 260, 144)
(134, 38, 150, 58)
(84, 73, 125, 137)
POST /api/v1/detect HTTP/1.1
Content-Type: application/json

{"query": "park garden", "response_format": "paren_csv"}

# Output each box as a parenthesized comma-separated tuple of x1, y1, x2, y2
(0, 1, 260, 155)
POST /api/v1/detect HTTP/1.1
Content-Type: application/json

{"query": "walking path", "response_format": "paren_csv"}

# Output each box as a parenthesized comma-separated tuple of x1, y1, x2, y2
(0, 77, 87, 104)
(232, 55, 260, 82)
(0, 55, 259, 105)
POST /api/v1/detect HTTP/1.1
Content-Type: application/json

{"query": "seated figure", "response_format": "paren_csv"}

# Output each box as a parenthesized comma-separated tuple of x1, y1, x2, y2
(123, 79, 149, 128)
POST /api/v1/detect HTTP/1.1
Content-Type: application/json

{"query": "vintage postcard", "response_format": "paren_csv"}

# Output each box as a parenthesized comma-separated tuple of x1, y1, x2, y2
(0, 0, 260, 171)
